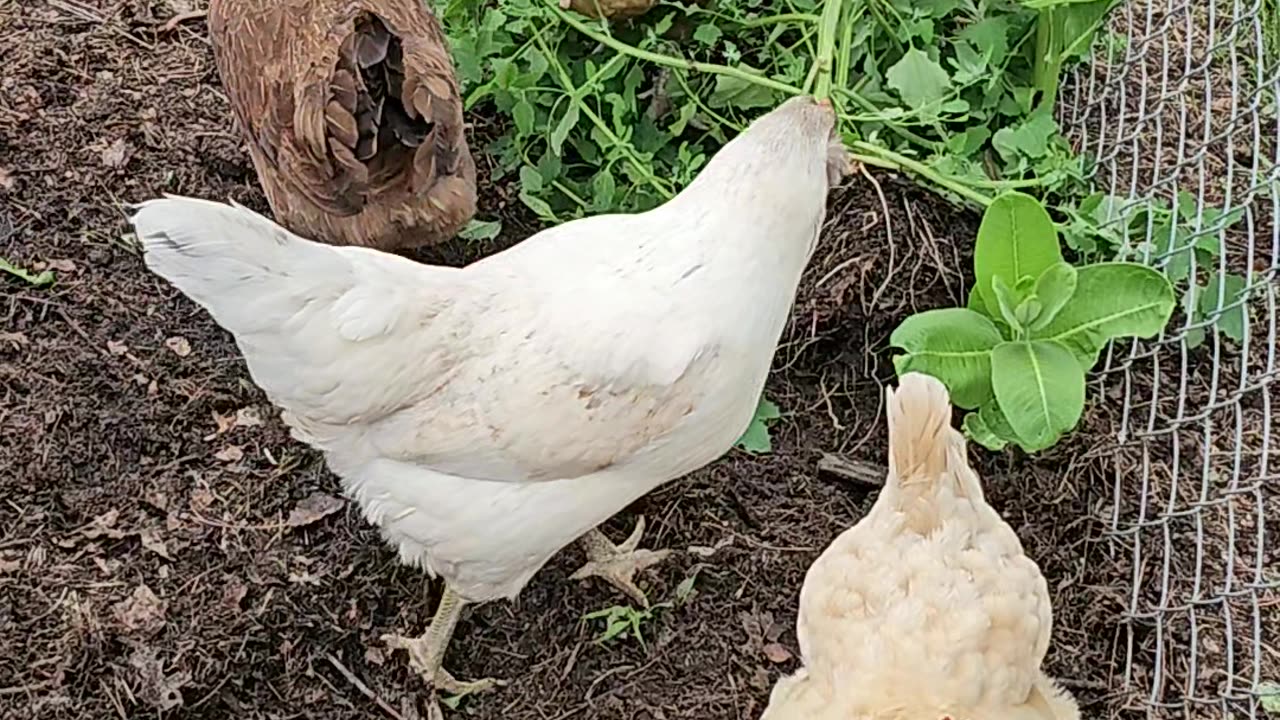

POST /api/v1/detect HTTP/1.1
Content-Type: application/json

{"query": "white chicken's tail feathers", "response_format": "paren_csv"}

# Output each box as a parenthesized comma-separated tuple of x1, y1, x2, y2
(886, 372, 953, 481)
(884, 373, 982, 531)
(130, 195, 346, 333)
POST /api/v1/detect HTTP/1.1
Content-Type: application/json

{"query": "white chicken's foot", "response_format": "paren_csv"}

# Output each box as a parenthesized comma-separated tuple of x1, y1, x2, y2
(571, 515, 673, 607)
(381, 585, 504, 718)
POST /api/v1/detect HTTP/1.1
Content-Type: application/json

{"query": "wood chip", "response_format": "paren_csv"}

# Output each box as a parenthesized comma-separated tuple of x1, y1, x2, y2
(164, 336, 191, 357)
(817, 453, 886, 488)
(286, 492, 344, 528)
(112, 584, 167, 636)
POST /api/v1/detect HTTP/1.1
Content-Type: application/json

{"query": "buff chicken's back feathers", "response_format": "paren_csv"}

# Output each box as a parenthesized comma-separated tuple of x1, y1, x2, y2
(208, 0, 476, 250)
(761, 373, 1080, 720)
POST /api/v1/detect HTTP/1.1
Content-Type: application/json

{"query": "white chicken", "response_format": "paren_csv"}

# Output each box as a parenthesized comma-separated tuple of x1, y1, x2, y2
(761, 373, 1079, 720)
(129, 96, 848, 708)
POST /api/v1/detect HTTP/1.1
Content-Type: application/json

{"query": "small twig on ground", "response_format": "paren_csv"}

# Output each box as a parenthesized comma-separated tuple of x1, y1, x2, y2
(158, 10, 207, 33)
(817, 453, 885, 488)
(324, 652, 405, 720)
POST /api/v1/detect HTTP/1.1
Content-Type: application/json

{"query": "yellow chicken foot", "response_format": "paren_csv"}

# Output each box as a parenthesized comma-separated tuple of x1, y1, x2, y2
(381, 586, 503, 718)
(571, 515, 673, 607)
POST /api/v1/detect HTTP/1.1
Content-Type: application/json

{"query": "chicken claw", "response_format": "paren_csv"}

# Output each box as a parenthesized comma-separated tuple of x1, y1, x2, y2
(381, 586, 504, 719)
(571, 516, 673, 606)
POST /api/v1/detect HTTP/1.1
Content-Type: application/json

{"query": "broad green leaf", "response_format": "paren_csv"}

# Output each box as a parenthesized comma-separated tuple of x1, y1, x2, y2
(1014, 297, 1043, 329)
(1258, 681, 1280, 713)
(885, 48, 952, 113)
(1151, 222, 1193, 281)
(959, 16, 1011, 67)
(991, 275, 1024, 332)
(1182, 283, 1207, 349)
(0, 258, 55, 287)
(511, 97, 535, 136)
(1200, 272, 1251, 342)
(1028, 262, 1078, 330)
(974, 192, 1064, 319)
(1033, 262, 1175, 369)
(518, 191, 557, 223)
(693, 23, 722, 46)
(518, 165, 543, 194)
(550, 103, 579, 156)
(735, 397, 781, 454)
(457, 219, 502, 241)
(991, 340, 1085, 452)
(966, 286, 989, 316)
(963, 408, 1008, 451)
(889, 308, 1004, 409)
(708, 68, 779, 110)
(992, 111, 1058, 161)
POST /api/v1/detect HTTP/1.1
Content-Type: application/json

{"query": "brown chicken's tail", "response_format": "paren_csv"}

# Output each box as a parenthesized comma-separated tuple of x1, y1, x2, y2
(884, 373, 982, 532)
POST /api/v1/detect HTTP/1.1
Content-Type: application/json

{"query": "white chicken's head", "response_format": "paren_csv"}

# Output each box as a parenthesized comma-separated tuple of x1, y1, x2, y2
(734, 95, 851, 187)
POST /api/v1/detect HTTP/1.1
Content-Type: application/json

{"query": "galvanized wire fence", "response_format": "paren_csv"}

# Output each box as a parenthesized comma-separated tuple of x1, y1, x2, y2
(1063, 0, 1279, 716)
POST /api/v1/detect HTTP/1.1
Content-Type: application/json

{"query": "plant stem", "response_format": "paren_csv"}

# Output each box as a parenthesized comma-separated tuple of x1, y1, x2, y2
(812, 0, 844, 100)
(851, 141, 994, 207)
(549, 4, 802, 97)
(532, 31, 675, 200)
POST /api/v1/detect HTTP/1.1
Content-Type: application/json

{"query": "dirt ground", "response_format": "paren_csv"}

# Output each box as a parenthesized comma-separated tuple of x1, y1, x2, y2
(0, 1, 1218, 719)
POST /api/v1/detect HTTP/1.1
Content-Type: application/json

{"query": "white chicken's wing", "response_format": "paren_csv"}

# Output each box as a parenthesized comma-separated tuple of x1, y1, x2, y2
(132, 197, 713, 485)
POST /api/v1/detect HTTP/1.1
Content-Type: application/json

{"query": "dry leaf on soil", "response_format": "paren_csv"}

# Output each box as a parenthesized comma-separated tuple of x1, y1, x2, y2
(221, 577, 248, 612)
(128, 645, 190, 710)
(139, 528, 172, 560)
(81, 509, 129, 540)
(762, 642, 793, 663)
(286, 493, 344, 528)
(214, 445, 244, 463)
(112, 584, 167, 636)
(100, 137, 132, 169)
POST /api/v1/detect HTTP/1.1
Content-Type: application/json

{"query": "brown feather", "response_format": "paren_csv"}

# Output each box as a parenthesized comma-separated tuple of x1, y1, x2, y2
(207, 0, 477, 249)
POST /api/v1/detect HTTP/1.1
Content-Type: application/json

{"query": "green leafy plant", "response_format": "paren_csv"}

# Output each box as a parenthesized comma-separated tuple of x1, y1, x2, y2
(736, 395, 781, 454)
(890, 191, 1176, 453)
(0, 257, 55, 287)
(436, 0, 1124, 223)
(583, 604, 658, 645)
(1259, 680, 1280, 714)
(1061, 190, 1257, 348)
(581, 571, 700, 646)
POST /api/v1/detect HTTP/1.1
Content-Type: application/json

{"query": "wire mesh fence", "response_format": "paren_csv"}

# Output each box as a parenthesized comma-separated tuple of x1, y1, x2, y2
(1063, 0, 1279, 716)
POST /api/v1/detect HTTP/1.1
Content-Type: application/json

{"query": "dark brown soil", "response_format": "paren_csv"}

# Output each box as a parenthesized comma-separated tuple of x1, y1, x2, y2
(0, 2, 1169, 719)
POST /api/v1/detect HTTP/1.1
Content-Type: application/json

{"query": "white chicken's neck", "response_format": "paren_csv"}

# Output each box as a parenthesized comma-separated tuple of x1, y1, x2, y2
(637, 154, 823, 348)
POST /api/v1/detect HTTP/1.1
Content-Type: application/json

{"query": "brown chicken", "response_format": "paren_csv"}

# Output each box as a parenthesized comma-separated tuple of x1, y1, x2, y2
(559, 0, 657, 19)
(208, 0, 477, 250)
(761, 373, 1079, 720)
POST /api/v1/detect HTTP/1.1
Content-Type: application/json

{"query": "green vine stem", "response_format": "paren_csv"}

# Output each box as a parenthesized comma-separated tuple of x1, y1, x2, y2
(548, 4, 801, 97)
(811, 0, 843, 100)
(546, 0, 1005, 208)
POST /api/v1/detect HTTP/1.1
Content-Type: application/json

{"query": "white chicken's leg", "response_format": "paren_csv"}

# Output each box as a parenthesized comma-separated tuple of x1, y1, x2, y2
(381, 585, 503, 714)
(571, 516, 673, 607)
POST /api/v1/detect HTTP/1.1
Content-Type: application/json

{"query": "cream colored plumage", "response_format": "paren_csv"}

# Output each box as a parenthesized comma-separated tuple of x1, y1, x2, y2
(129, 96, 847, 714)
(761, 373, 1079, 720)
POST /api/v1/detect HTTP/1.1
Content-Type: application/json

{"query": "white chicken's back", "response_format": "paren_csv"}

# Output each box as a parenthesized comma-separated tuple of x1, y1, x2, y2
(762, 374, 1079, 720)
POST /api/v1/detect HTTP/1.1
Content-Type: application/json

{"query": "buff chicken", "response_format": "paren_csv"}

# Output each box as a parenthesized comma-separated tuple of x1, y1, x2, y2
(129, 96, 849, 717)
(761, 373, 1079, 720)
(208, 0, 476, 250)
